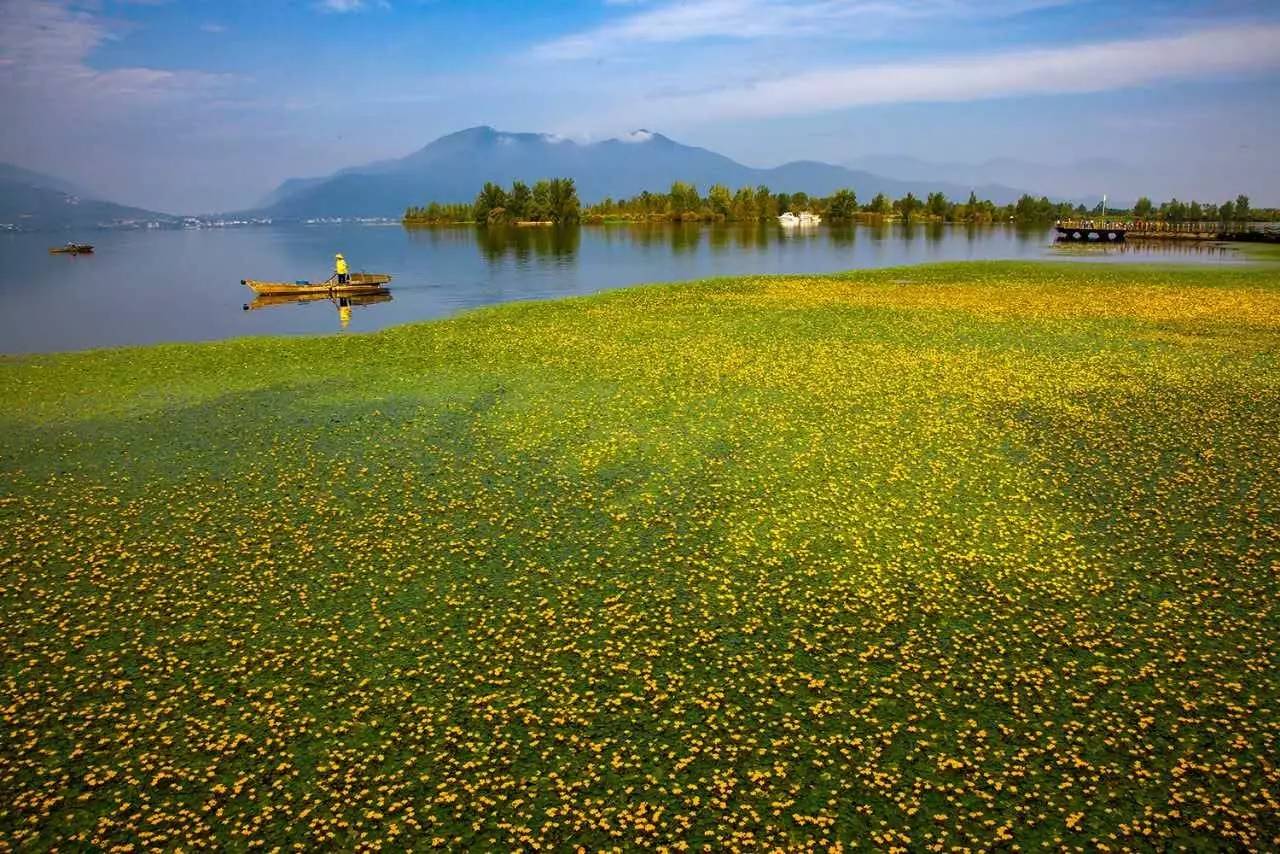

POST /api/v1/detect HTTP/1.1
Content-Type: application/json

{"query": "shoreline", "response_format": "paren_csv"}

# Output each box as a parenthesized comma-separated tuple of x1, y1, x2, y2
(3, 259, 1275, 361)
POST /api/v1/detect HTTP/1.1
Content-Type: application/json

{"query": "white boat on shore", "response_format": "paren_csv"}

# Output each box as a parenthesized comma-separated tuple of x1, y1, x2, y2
(779, 211, 821, 227)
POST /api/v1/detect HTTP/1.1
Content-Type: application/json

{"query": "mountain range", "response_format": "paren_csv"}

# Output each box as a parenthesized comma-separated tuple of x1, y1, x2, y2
(0, 164, 177, 232)
(6, 127, 1083, 230)
(249, 127, 1031, 219)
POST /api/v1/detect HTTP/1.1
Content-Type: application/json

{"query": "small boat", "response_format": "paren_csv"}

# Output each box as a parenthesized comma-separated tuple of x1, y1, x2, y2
(240, 272, 392, 297)
(777, 211, 821, 227)
(50, 243, 94, 254)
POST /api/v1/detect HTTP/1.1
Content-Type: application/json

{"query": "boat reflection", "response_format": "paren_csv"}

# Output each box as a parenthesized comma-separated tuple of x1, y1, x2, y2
(243, 289, 393, 330)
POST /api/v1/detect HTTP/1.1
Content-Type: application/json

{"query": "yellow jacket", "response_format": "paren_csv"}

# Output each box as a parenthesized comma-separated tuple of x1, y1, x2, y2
(335, 256, 349, 275)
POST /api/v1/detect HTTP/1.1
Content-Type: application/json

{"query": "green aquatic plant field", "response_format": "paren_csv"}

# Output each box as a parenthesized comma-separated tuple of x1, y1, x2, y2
(3, 262, 1279, 850)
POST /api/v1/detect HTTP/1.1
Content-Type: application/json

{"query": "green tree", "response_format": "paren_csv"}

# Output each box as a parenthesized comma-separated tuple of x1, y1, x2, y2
(530, 180, 553, 221)
(707, 184, 732, 220)
(1012, 194, 1057, 222)
(867, 192, 892, 215)
(926, 192, 948, 219)
(1218, 199, 1235, 222)
(826, 189, 858, 221)
(731, 186, 758, 221)
(508, 181, 531, 221)
(547, 178, 581, 223)
(668, 181, 701, 219)
(754, 185, 777, 219)
(896, 192, 920, 220)
(473, 182, 508, 223)
(1235, 194, 1250, 222)
(1133, 197, 1153, 219)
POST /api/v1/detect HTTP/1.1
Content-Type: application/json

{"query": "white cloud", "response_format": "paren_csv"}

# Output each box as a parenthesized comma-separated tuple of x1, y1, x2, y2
(200, 23, 228, 34)
(317, 0, 389, 12)
(0, 0, 234, 103)
(606, 24, 1280, 124)
(534, 0, 1069, 60)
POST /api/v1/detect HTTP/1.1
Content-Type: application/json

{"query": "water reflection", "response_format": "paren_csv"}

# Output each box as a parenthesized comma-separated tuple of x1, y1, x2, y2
(1, 220, 1250, 353)
(398, 221, 1153, 268)
(243, 289, 393, 330)
(1050, 240, 1238, 260)
(451, 220, 883, 261)
(474, 225, 581, 262)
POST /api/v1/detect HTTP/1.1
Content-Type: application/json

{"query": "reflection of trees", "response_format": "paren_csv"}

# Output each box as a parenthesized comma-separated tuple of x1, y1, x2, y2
(827, 224, 856, 249)
(669, 223, 703, 255)
(625, 224, 662, 251)
(1013, 223, 1047, 247)
(734, 223, 769, 250)
(476, 225, 580, 262)
(863, 220, 892, 241)
(708, 225, 730, 253)
(404, 224, 477, 249)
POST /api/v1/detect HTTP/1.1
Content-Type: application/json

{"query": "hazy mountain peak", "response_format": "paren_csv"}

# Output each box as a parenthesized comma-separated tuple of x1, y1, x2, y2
(0, 163, 173, 230)
(0, 163, 87, 198)
(253, 126, 1039, 218)
(446, 125, 498, 139)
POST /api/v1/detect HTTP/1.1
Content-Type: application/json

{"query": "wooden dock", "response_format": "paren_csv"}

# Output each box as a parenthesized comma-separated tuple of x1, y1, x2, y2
(1056, 220, 1280, 244)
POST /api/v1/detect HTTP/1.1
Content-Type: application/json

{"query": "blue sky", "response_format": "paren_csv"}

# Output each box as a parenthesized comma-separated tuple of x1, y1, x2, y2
(2, 0, 1278, 212)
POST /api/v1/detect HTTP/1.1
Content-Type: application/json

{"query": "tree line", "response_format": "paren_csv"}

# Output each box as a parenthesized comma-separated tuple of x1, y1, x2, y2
(405, 180, 1277, 226)
(1125, 194, 1277, 223)
(404, 179, 581, 225)
(584, 184, 1026, 224)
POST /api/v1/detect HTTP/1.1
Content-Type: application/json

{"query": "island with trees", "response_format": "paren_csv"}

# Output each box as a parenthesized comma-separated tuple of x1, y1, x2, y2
(404, 180, 1278, 228)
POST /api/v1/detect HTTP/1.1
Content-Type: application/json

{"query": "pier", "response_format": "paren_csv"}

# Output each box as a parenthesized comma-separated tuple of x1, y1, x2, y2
(1056, 220, 1280, 244)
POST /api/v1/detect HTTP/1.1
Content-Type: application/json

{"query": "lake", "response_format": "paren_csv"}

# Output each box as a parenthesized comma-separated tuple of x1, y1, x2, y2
(0, 221, 1246, 354)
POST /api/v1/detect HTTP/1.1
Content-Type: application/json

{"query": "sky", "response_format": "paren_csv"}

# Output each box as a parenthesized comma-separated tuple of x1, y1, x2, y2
(2, 0, 1279, 213)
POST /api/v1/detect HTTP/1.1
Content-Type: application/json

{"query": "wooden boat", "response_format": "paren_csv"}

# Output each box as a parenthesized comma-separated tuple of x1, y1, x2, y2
(244, 290, 392, 311)
(49, 243, 94, 254)
(241, 272, 392, 296)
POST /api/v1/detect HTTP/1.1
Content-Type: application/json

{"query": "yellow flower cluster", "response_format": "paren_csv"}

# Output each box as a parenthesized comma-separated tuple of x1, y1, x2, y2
(1, 261, 1278, 850)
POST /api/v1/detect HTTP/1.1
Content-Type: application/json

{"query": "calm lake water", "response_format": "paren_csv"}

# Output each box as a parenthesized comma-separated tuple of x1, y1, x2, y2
(0, 222, 1246, 354)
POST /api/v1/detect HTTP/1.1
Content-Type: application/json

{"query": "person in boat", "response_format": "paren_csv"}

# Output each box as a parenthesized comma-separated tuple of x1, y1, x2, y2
(335, 253, 349, 285)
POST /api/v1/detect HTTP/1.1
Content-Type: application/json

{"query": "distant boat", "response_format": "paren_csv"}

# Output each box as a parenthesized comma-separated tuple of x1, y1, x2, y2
(49, 243, 94, 254)
(240, 272, 392, 297)
(778, 211, 821, 227)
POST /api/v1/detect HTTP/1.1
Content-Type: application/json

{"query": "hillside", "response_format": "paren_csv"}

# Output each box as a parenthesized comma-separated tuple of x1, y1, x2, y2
(0, 164, 177, 232)
(255, 127, 1028, 218)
